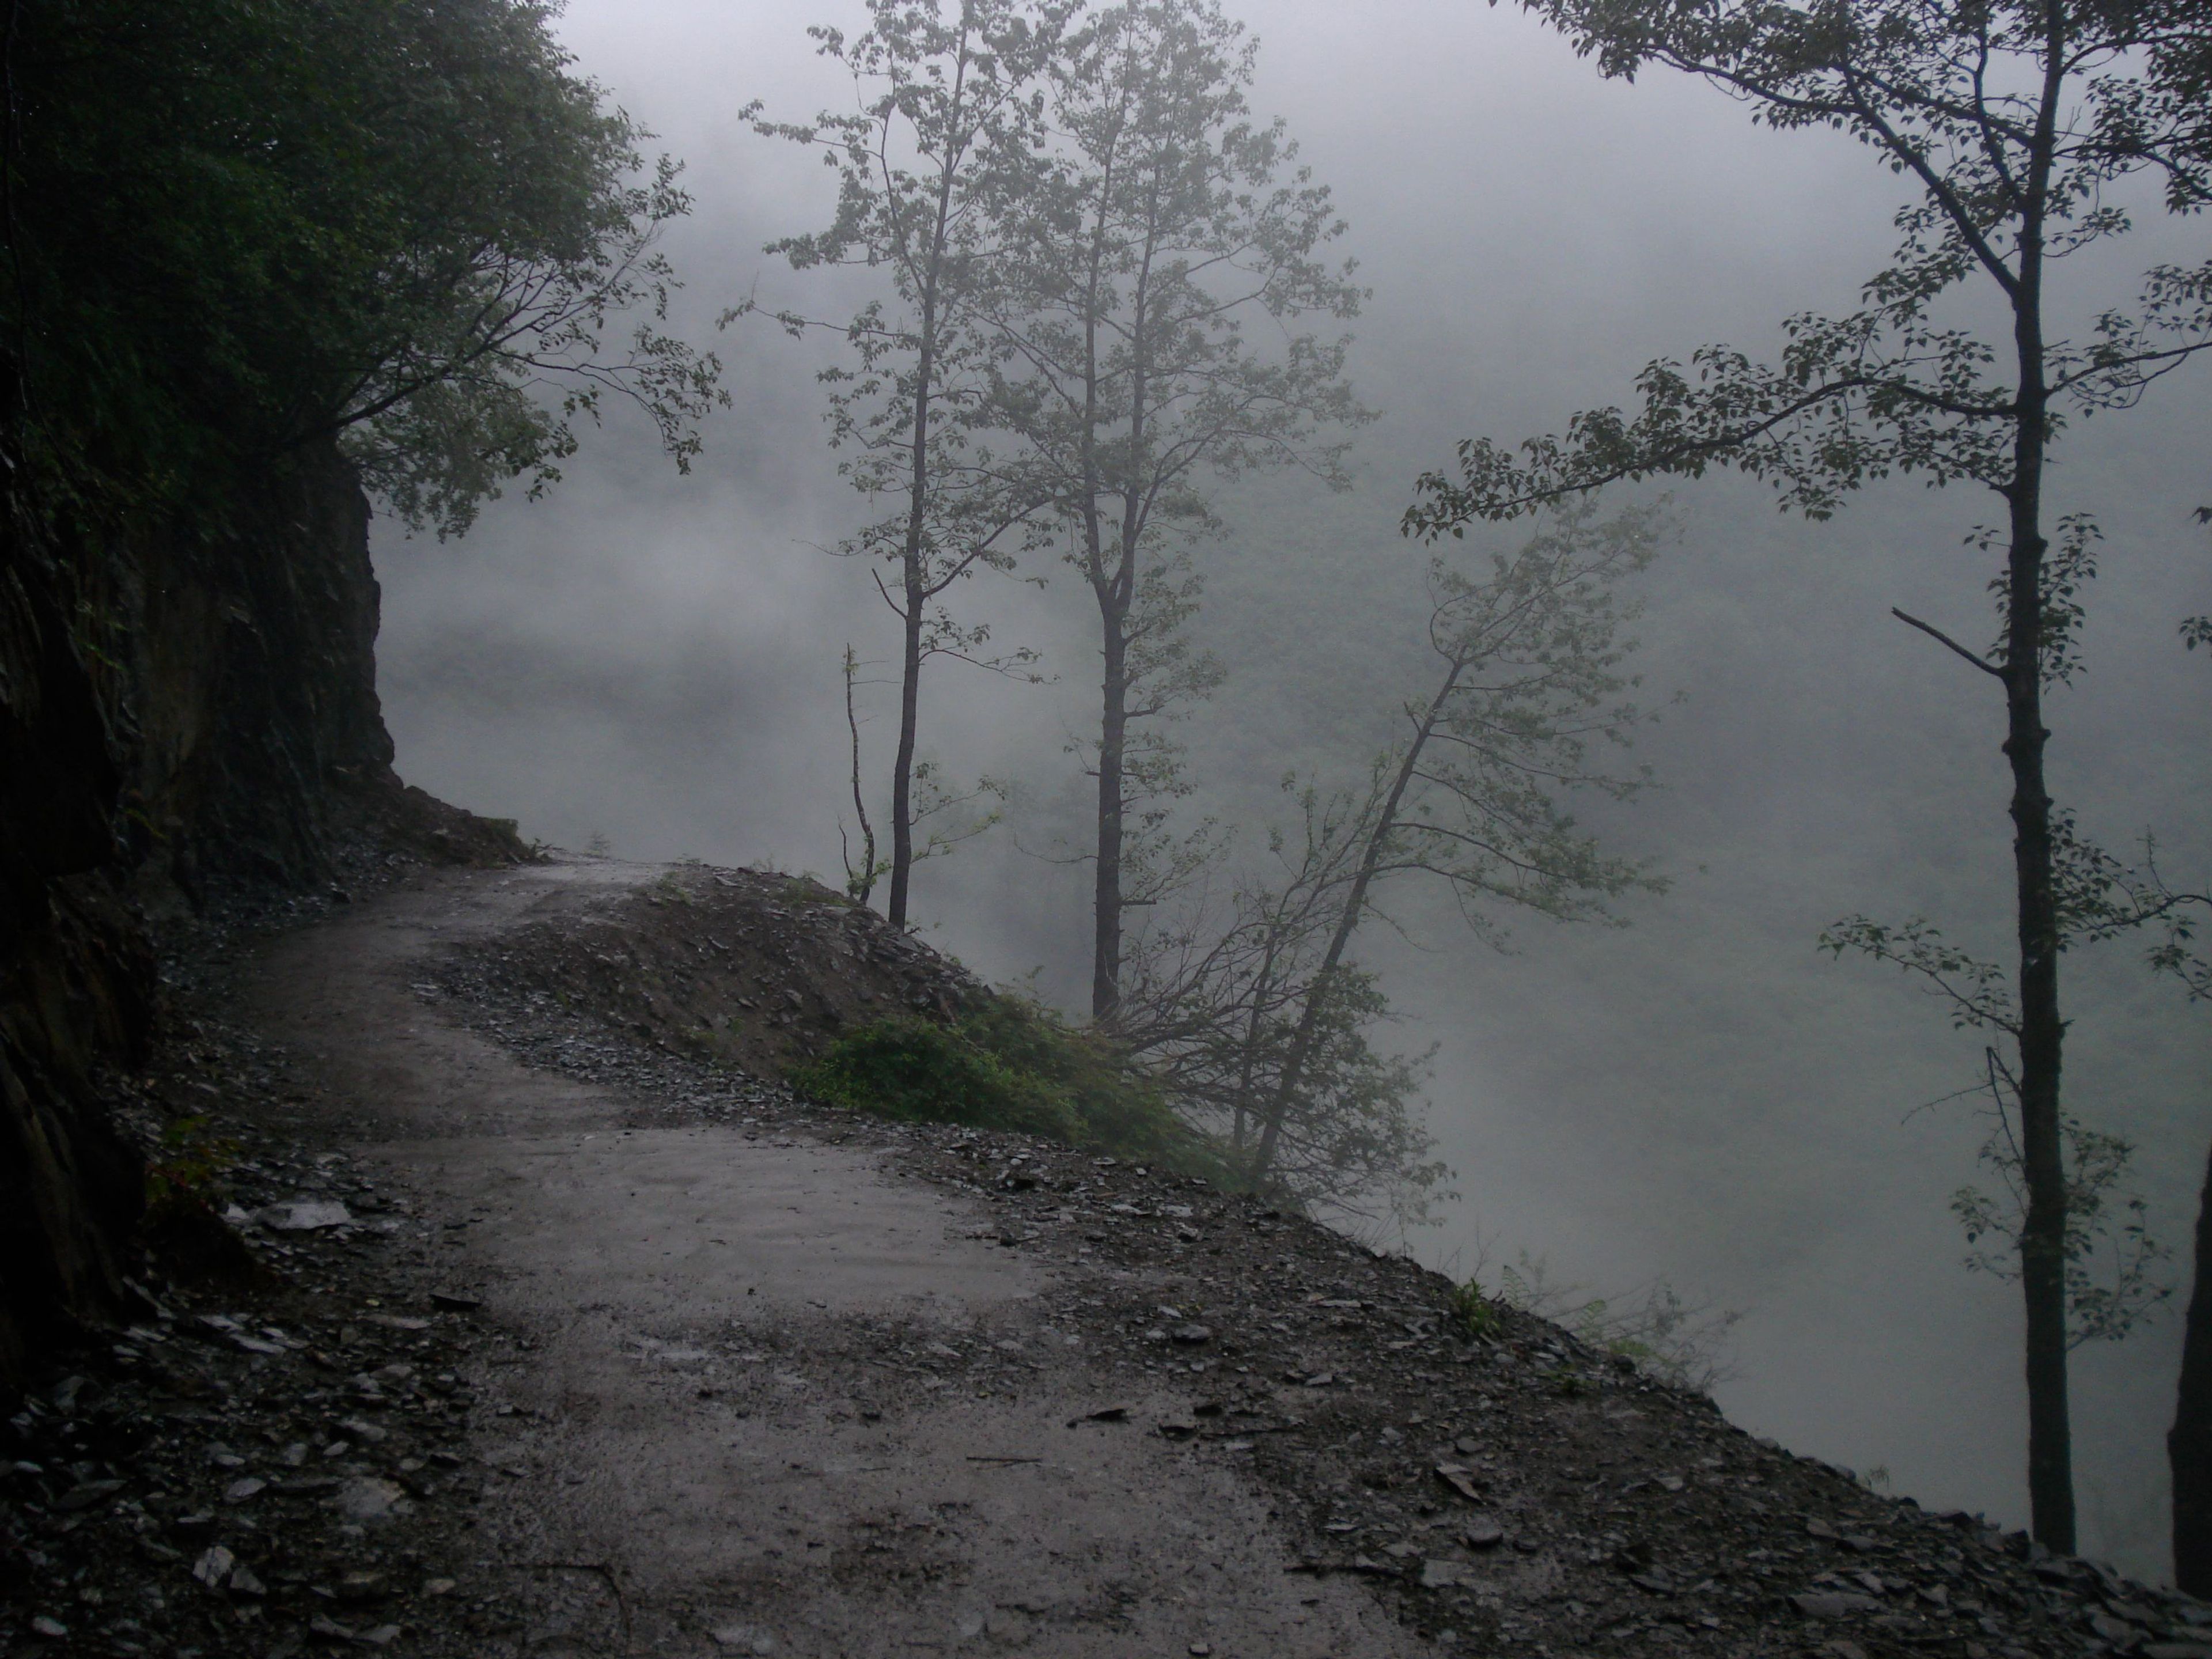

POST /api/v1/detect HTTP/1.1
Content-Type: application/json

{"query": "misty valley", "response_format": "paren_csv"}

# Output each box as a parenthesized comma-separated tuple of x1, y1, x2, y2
(0, 0, 2207, 1655)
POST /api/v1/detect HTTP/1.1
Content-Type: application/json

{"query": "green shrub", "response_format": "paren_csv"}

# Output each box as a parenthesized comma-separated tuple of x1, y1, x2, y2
(794, 1016, 1079, 1141)
(1448, 1278, 1505, 1341)
(796, 995, 1222, 1174)
(961, 998, 1201, 1165)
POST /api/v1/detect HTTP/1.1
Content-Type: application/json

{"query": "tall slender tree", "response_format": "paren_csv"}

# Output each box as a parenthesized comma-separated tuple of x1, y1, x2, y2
(755, 0, 1067, 927)
(984, 0, 1368, 1019)
(1404, 0, 2212, 1552)
(1244, 504, 1662, 1183)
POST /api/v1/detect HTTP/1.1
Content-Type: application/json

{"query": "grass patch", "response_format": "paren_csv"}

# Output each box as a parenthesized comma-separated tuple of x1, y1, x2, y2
(777, 874, 857, 908)
(1448, 1278, 1505, 1341)
(794, 995, 1221, 1173)
(143, 1114, 238, 1222)
(795, 1015, 1077, 1140)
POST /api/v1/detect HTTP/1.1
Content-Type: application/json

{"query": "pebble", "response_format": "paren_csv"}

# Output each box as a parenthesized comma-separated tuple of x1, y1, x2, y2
(334, 1476, 414, 1521)
(191, 1545, 234, 1589)
(1793, 1591, 1885, 1618)
(260, 1198, 354, 1232)
(1433, 1464, 1484, 1503)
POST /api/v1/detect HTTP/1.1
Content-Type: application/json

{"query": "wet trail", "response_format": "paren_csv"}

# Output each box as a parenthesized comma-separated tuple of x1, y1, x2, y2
(238, 859, 1412, 1658)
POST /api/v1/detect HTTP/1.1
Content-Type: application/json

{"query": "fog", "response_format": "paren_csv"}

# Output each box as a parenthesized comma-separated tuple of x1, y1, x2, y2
(372, 0, 2212, 1580)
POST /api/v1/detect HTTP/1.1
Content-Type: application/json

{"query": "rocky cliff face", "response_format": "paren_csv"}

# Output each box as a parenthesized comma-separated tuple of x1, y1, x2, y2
(123, 454, 395, 901)
(0, 446, 522, 1389)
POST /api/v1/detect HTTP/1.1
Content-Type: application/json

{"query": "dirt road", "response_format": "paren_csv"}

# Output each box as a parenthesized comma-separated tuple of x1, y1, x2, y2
(240, 860, 1415, 1658)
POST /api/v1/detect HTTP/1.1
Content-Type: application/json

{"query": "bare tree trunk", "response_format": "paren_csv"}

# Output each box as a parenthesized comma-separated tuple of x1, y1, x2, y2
(1092, 611, 1127, 1020)
(884, 248, 940, 931)
(2006, 537, 2073, 1554)
(886, 579, 925, 926)
(2005, 116, 2073, 1544)
(843, 645, 878, 904)
(1069, 138, 1128, 1024)
(1090, 216, 1152, 1024)
(2173, 1138, 2212, 1592)
(883, 28, 972, 930)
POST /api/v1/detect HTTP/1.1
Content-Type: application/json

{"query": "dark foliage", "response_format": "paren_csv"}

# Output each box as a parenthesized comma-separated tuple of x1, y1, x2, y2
(5, 0, 719, 537)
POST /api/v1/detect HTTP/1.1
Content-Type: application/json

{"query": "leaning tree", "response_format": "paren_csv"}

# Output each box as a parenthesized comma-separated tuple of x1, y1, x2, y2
(1403, 0, 2212, 1551)
(1115, 503, 1665, 1225)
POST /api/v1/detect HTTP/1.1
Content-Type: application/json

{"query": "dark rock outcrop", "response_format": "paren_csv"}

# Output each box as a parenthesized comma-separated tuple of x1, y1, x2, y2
(0, 445, 523, 1391)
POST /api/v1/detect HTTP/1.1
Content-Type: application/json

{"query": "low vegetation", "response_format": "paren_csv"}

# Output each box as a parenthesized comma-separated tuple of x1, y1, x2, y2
(794, 995, 1224, 1177)
(1450, 1253, 1744, 1395)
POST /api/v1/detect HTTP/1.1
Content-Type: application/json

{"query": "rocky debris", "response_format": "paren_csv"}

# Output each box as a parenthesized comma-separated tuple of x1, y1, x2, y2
(258, 1199, 355, 1232)
(0, 983, 580, 1657)
(429, 863, 987, 1080)
(0, 1263, 494, 1656)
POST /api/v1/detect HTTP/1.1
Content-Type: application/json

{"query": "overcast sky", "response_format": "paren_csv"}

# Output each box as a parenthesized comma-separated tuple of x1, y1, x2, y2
(374, 0, 2212, 1578)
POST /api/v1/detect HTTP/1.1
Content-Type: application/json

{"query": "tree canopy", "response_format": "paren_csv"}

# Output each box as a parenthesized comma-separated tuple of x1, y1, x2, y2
(1403, 0, 2212, 534)
(5, 0, 722, 536)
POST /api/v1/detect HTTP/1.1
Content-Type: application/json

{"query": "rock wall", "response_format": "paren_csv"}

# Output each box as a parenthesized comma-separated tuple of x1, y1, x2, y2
(124, 454, 395, 900)
(0, 445, 521, 1389)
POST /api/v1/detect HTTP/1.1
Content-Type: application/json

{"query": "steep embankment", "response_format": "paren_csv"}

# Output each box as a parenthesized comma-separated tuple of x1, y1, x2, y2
(0, 445, 524, 1393)
(7, 858, 2196, 1657)
(428, 862, 988, 1079)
